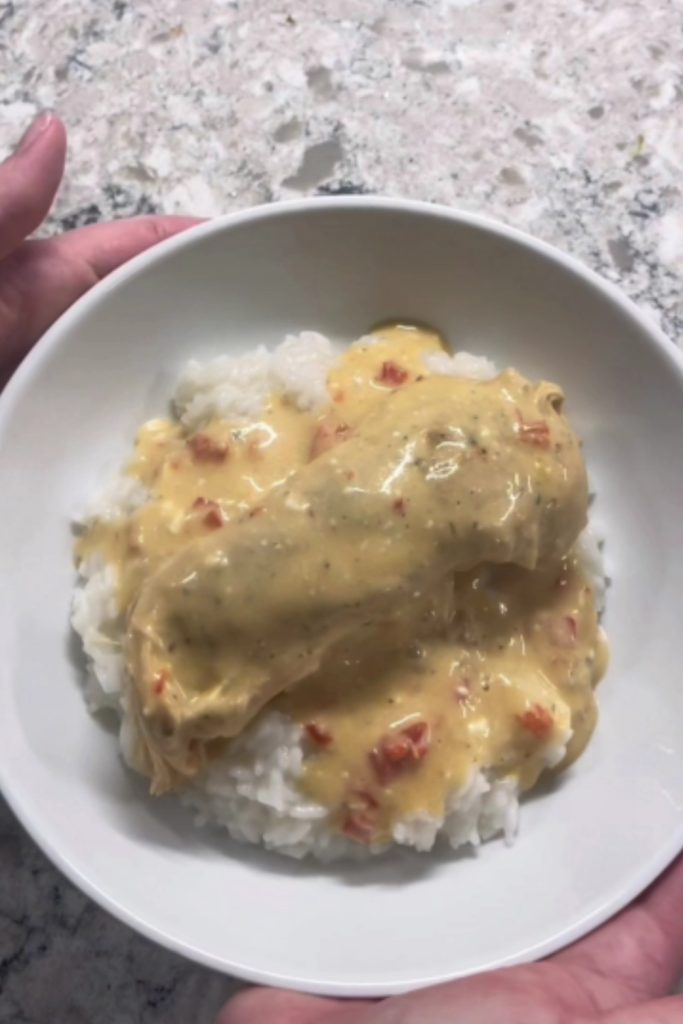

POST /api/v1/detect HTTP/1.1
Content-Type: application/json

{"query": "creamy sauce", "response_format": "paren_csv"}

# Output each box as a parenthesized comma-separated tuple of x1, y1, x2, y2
(75, 324, 607, 843)
(279, 556, 606, 841)
(77, 401, 318, 612)
(77, 326, 443, 608)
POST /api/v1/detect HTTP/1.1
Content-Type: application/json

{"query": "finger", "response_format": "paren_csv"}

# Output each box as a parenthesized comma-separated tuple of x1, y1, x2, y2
(0, 216, 200, 385)
(52, 213, 202, 281)
(599, 995, 683, 1022)
(553, 854, 683, 1001)
(216, 987, 360, 1024)
(0, 112, 66, 260)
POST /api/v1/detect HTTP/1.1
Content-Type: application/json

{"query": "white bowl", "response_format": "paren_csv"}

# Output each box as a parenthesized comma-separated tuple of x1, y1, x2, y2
(1, 198, 682, 996)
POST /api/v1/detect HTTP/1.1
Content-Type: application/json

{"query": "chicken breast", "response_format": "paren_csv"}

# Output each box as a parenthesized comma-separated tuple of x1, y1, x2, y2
(126, 370, 588, 792)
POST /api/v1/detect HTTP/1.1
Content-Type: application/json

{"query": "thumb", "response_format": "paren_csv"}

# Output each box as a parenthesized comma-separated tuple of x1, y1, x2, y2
(0, 215, 201, 386)
(217, 987, 365, 1024)
(48, 213, 202, 281)
(600, 995, 683, 1022)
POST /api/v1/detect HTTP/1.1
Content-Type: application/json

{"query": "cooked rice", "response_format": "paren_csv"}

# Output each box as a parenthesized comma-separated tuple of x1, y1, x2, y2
(174, 331, 340, 430)
(72, 332, 602, 860)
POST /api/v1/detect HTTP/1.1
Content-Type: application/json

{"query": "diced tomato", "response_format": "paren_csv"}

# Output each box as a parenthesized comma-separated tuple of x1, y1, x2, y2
(342, 811, 376, 843)
(152, 671, 168, 696)
(376, 361, 409, 386)
(309, 421, 351, 460)
(382, 734, 414, 763)
(347, 789, 379, 812)
(402, 720, 431, 758)
(305, 721, 333, 747)
(203, 506, 223, 529)
(392, 496, 408, 516)
(515, 411, 551, 448)
(309, 423, 332, 459)
(342, 790, 380, 842)
(369, 748, 394, 787)
(548, 615, 578, 648)
(518, 704, 554, 739)
(188, 433, 229, 463)
(370, 720, 432, 786)
(192, 497, 223, 529)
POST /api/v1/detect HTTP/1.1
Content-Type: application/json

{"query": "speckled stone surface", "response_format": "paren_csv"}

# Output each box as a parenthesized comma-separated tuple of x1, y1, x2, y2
(0, 1, 682, 1021)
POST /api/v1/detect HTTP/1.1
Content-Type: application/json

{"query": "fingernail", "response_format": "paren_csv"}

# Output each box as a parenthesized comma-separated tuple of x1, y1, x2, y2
(16, 111, 55, 154)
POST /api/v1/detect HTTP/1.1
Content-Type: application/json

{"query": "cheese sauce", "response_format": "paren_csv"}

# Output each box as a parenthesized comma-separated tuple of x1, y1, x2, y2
(75, 324, 607, 844)
(279, 556, 606, 842)
(76, 325, 443, 610)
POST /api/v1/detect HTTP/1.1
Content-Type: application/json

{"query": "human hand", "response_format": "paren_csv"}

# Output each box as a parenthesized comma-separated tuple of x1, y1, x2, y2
(0, 112, 199, 387)
(5, 111, 680, 1024)
(219, 853, 683, 1023)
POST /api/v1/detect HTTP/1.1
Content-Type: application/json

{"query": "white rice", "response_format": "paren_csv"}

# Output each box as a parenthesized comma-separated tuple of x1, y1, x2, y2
(423, 349, 498, 381)
(73, 331, 602, 861)
(78, 476, 152, 527)
(178, 711, 524, 861)
(71, 556, 125, 711)
(174, 331, 340, 430)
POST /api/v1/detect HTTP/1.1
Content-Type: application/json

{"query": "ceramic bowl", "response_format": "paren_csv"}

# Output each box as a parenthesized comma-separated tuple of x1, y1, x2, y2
(0, 198, 681, 995)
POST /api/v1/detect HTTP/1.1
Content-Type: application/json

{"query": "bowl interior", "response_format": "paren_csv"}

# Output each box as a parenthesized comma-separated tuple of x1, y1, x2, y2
(0, 200, 681, 994)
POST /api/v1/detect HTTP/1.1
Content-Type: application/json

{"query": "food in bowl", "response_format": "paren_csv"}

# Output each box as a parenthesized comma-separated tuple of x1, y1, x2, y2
(72, 323, 608, 860)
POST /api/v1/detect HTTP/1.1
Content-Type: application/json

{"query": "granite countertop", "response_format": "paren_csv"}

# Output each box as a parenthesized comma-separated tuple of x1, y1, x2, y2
(0, 1, 682, 1021)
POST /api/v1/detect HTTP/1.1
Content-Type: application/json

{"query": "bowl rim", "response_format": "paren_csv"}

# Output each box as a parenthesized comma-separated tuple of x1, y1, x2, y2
(1, 195, 682, 994)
